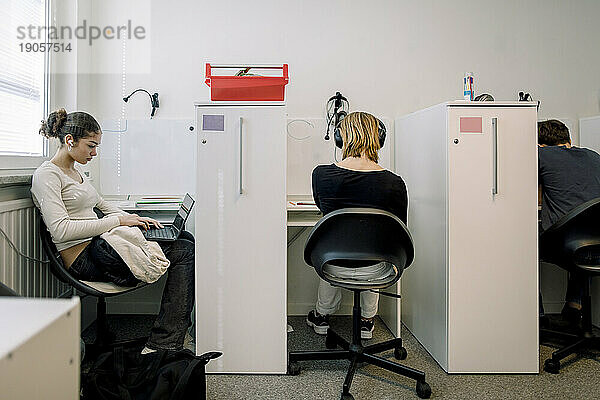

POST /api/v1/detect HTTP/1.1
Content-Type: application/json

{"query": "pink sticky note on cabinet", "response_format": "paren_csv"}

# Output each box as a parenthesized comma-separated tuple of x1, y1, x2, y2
(460, 117, 483, 133)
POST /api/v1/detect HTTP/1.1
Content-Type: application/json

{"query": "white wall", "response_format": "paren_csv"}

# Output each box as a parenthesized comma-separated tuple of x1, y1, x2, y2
(81, 0, 600, 140)
(72, 0, 600, 316)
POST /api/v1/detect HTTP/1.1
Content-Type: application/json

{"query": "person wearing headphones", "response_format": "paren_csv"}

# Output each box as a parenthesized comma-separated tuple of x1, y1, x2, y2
(538, 119, 600, 324)
(306, 111, 408, 339)
(31, 109, 195, 353)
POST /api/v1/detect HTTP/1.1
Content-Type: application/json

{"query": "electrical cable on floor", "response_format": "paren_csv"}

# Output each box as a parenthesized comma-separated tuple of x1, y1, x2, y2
(0, 225, 49, 263)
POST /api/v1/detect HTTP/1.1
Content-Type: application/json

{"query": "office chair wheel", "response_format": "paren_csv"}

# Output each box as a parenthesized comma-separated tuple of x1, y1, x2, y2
(325, 333, 337, 349)
(544, 359, 560, 374)
(340, 392, 354, 400)
(394, 346, 407, 360)
(287, 361, 301, 376)
(416, 381, 431, 399)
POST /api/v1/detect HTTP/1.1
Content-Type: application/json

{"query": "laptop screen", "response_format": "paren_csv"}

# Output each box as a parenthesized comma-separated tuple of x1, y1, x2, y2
(173, 193, 195, 232)
(173, 213, 185, 232)
(182, 193, 194, 212)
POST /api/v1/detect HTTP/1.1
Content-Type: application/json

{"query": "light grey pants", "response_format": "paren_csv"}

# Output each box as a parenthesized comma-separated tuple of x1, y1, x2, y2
(315, 263, 393, 319)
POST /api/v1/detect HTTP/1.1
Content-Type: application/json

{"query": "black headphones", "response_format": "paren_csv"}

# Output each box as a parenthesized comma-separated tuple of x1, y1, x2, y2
(518, 91, 532, 101)
(474, 93, 494, 101)
(333, 112, 387, 149)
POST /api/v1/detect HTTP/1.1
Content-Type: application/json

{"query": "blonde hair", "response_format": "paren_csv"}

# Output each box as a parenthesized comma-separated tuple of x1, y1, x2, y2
(338, 111, 380, 163)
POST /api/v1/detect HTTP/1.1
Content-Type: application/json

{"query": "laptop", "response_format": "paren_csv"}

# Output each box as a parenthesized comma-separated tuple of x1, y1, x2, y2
(142, 193, 195, 242)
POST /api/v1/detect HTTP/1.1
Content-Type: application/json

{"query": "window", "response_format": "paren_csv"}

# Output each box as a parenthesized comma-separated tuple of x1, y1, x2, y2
(0, 0, 49, 157)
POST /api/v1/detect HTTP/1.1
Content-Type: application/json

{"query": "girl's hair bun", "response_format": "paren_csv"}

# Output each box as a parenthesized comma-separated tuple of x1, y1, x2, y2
(39, 108, 67, 138)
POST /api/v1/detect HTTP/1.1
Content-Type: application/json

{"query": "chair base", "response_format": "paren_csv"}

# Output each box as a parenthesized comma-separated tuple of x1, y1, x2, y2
(540, 290, 600, 373)
(288, 292, 431, 399)
(540, 325, 600, 374)
(83, 297, 149, 361)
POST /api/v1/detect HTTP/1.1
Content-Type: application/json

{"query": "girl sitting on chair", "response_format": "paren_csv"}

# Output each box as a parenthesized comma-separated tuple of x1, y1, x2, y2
(306, 111, 408, 339)
(31, 109, 194, 354)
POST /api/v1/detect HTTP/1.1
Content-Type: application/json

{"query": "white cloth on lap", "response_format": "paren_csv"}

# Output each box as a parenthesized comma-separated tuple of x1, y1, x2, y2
(101, 226, 170, 283)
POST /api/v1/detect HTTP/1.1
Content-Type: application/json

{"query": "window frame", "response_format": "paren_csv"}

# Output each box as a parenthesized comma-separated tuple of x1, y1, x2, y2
(0, 0, 52, 173)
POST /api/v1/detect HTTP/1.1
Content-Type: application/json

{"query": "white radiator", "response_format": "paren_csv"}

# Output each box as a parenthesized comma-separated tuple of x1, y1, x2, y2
(0, 198, 69, 297)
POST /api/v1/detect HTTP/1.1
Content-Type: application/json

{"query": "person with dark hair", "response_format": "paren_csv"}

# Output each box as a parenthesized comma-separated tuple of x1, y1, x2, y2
(306, 112, 408, 339)
(538, 119, 600, 323)
(32, 109, 195, 353)
(538, 119, 571, 146)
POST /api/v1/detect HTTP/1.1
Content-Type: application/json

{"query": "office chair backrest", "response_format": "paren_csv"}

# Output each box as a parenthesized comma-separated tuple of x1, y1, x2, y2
(39, 216, 108, 297)
(0, 281, 18, 296)
(304, 208, 414, 277)
(540, 197, 600, 267)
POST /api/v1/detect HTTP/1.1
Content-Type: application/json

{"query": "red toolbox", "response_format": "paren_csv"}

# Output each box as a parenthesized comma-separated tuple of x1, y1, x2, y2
(205, 64, 289, 101)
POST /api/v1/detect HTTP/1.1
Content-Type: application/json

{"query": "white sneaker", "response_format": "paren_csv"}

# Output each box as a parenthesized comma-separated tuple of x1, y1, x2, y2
(306, 310, 330, 335)
(360, 319, 374, 339)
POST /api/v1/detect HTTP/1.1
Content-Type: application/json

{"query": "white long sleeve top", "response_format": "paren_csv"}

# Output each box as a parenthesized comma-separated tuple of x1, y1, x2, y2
(31, 161, 125, 251)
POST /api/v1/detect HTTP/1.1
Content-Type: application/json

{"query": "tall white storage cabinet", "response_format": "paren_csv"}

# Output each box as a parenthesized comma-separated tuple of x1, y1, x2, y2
(195, 103, 287, 373)
(395, 101, 539, 373)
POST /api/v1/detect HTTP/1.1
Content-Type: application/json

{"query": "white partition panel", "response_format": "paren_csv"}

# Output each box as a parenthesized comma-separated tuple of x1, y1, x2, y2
(195, 104, 287, 374)
(396, 101, 538, 373)
(396, 103, 449, 369)
(287, 117, 394, 196)
(99, 119, 196, 196)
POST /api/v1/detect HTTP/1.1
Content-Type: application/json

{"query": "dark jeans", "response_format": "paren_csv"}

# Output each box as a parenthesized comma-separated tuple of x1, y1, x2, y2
(70, 231, 195, 351)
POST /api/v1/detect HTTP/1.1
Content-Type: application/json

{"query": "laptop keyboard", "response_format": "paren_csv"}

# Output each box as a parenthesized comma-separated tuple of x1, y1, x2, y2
(145, 226, 173, 239)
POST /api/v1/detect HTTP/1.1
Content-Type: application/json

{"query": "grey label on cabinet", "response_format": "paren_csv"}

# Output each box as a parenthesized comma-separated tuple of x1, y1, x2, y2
(202, 114, 225, 132)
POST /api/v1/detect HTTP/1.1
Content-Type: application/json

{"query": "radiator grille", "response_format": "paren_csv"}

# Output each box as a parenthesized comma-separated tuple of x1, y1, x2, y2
(0, 198, 69, 297)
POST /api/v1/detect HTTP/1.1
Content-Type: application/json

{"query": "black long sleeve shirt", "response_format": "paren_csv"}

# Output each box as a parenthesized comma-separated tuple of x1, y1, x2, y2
(311, 163, 408, 223)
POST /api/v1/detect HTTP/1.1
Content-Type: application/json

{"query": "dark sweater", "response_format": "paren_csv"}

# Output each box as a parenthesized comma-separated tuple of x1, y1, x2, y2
(311, 164, 408, 222)
(539, 146, 600, 231)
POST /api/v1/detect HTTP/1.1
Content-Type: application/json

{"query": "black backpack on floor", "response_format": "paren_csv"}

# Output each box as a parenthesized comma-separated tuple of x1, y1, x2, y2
(83, 346, 222, 400)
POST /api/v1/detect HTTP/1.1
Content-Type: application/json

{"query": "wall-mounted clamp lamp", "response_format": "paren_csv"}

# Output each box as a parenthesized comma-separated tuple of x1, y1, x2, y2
(123, 88, 160, 118)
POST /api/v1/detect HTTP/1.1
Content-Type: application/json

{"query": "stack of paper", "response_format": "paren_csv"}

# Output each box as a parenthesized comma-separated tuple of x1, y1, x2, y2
(135, 196, 183, 207)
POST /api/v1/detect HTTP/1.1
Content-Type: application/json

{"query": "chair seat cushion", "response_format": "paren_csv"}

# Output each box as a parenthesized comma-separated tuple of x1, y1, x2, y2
(322, 262, 398, 289)
(81, 280, 146, 294)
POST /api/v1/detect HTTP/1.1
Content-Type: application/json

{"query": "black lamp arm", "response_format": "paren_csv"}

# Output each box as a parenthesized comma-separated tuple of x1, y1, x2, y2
(123, 88, 159, 118)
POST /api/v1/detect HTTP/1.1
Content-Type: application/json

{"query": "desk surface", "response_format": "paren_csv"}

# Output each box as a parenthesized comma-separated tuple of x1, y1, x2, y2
(288, 210, 321, 227)
(104, 195, 182, 211)
(287, 195, 321, 226)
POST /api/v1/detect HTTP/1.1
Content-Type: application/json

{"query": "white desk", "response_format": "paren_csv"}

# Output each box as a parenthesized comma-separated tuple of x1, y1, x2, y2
(104, 195, 182, 213)
(287, 211, 321, 227)
(287, 196, 321, 249)
(104, 195, 194, 234)
(0, 297, 80, 400)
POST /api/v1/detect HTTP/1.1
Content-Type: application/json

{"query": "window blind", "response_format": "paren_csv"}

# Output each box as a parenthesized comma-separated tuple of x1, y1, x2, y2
(0, 0, 47, 156)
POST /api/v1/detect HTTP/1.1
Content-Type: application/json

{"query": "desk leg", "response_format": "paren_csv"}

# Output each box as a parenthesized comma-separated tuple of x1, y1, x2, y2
(287, 226, 308, 247)
(379, 280, 400, 338)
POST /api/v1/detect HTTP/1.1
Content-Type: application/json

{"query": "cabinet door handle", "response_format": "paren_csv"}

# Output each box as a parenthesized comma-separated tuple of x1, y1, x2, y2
(239, 117, 243, 195)
(492, 117, 498, 195)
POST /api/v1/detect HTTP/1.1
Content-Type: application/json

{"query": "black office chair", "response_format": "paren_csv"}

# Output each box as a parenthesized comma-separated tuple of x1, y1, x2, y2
(39, 216, 148, 356)
(288, 208, 431, 399)
(539, 197, 600, 373)
(0, 281, 18, 296)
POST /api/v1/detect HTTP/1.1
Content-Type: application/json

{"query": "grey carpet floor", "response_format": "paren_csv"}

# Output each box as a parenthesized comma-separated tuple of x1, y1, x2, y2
(84, 315, 600, 399)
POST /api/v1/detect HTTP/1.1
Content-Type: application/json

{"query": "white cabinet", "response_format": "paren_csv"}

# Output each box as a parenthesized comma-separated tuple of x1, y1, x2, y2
(395, 101, 539, 373)
(195, 103, 287, 373)
(0, 298, 80, 399)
